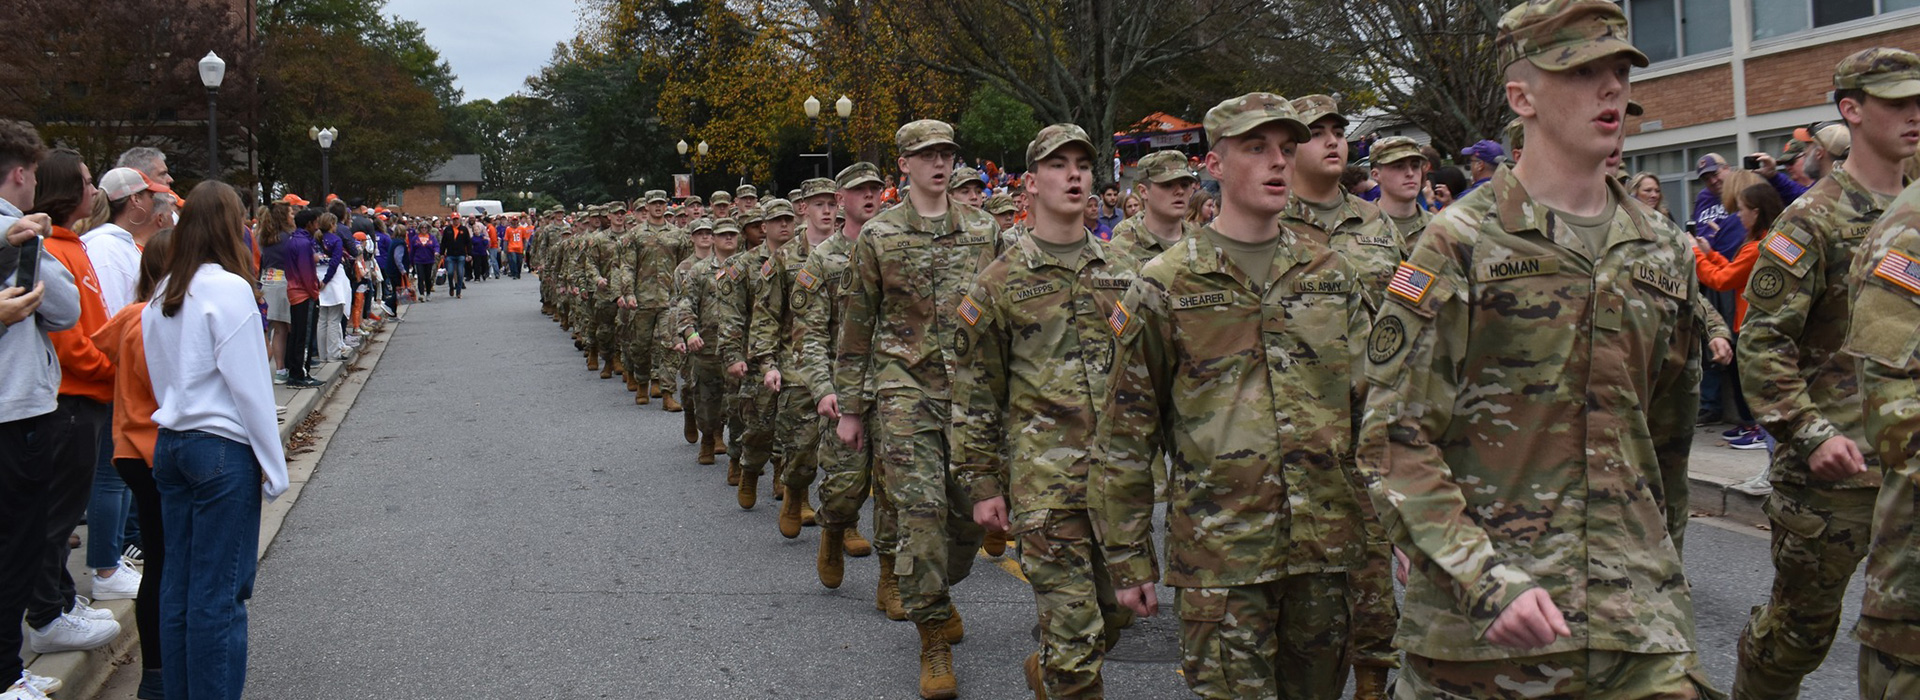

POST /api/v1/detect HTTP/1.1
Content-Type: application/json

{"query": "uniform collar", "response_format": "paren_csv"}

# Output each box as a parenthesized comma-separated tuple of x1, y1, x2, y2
(896, 196, 969, 236)
(1182, 223, 1299, 290)
(1015, 227, 1109, 271)
(1492, 165, 1656, 249)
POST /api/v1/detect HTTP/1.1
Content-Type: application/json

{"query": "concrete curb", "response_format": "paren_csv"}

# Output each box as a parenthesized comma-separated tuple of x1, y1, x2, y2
(1688, 475, 1770, 530)
(25, 307, 408, 700)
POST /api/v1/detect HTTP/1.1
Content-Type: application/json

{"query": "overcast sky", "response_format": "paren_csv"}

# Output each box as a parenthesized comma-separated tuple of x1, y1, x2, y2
(384, 0, 580, 103)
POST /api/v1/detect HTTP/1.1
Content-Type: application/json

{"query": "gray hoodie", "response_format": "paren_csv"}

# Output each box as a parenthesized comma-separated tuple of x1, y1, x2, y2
(0, 198, 80, 423)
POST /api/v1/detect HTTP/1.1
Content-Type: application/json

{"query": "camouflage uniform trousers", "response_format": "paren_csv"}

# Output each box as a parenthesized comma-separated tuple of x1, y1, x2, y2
(692, 358, 730, 438)
(874, 389, 985, 624)
(775, 384, 820, 496)
(1178, 573, 1351, 700)
(1734, 483, 1877, 700)
(653, 311, 683, 394)
(1349, 538, 1400, 671)
(1859, 646, 1920, 700)
(1395, 650, 1722, 699)
(1015, 508, 1127, 699)
(816, 412, 897, 555)
(621, 307, 663, 390)
(736, 378, 778, 476)
(592, 302, 619, 366)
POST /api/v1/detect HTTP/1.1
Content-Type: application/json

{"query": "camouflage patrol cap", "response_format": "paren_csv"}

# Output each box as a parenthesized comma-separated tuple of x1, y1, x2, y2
(1136, 150, 1198, 183)
(740, 204, 765, 225)
(760, 198, 797, 220)
(1496, 0, 1648, 72)
(1835, 48, 1920, 100)
(711, 191, 733, 205)
(1026, 123, 1095, 167)
(983, 193, 1019, 214)
(668, 204, 684, 216)
(896, 119, 958, 154)
(1290, 94, 1348, 128)
(949, 167, 985, 191)
(736, 185, 758, 199)
(787, 189, 802, 202)
(836, 162, 885, 189)
(712, 218, 740, 235)
(689, 218, 714, 233)
(684, 194, 703, 205)
(799, 177, 837, 200)
(1368, 136, 1425, 167)
(1203, 92, 1311, 145)
(1504, 117, 1526, 152)
(645, 189, 670, 205)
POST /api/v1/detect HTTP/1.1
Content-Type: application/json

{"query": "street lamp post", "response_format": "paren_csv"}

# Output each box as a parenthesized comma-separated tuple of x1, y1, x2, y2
(696, 140, 709, 194)
(310, 126, 337, 201)
(676, 139, 690, 198)
(803, 95, 854, 176)
(198, 52, 226, 179)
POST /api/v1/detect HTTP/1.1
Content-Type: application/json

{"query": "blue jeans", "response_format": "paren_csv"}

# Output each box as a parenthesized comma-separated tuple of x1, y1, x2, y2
(87, 419, 133, 570)
(446, 255, 467, 292)
(153, 429, 262, 700)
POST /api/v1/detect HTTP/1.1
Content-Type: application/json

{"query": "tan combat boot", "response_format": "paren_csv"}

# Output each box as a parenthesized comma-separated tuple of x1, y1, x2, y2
(587, 353, 600, 371)
(737, 469, 759, 509)
(726, 456, 741, 486)
(697, 432, 716, 465)
(916, 621, 958, 700)
(624, 372, 638, 392)
(818, 528, 846, 588)
(1024, 652, 1046, 700)
(771, 458, 786, 501)
(634, 389, 649, 406)
(778, 492, 805, 538)
(610, 358, 624, 376)
(844, 529, 873, 557)
(982, 529, 1008, 557)
(1353, 666, 1390, 700)
(937, 609, 964, 644)
(877, 557, 907, 621)
(800, 501, 816, 527)
(661, 391, 682, 412)
(598, 358, 614, 379)
(649, 380, 664, 398)
(683, 410, 699, 444)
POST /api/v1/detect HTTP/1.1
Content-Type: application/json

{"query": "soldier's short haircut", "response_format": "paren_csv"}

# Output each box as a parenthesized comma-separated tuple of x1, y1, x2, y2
(0, 120, 48, 176)
(116, 146, 168, 173)
(1834, 87, 1868, 114)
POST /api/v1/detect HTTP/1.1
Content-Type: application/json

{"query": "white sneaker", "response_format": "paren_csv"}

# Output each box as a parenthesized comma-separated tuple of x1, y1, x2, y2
(2, 678, 51, 700)
(27, 612, 120, 653)
(69, 596, 114, 621)
(90, 566, 141, 600)
(18, 670, 60, 694)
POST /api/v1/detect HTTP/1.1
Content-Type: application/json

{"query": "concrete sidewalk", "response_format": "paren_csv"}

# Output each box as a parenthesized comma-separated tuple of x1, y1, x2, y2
(19, 306, 407, 700)
(1687, 423, 1775, 528)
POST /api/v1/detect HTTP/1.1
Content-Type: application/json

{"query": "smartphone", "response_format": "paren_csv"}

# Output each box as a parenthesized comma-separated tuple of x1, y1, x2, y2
(11, 233, 39, 291)
(1742, 155, 1762, 170)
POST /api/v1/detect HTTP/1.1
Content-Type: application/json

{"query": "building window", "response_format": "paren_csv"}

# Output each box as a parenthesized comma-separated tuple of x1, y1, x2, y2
(1753, 0, 1920, 40)
(1628, 0, 1732, 63)
(395, 190, 405, 207)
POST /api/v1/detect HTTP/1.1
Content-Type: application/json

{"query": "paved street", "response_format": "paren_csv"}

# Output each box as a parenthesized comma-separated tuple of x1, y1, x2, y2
(237, 275, 1863, 699)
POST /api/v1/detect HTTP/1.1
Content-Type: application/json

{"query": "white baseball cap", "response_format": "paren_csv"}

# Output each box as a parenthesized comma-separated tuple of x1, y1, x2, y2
(99, 167, 174, 201)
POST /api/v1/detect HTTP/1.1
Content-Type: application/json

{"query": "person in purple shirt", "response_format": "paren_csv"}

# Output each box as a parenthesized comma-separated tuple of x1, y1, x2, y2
(406, 224, 440, 301)
(467, 220, 490, 283)
(280, 209, 324, 387)
(372, 221, 398, 312)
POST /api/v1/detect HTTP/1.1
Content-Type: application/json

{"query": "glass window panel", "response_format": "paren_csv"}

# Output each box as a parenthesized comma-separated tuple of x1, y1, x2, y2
(1886, 0, 1920, 12)
(1750, 0, 1808, 39)
(1682, 0, 1731, 54)
(1630, 0, 1679, 63)
(1815, 0, 1873, 25)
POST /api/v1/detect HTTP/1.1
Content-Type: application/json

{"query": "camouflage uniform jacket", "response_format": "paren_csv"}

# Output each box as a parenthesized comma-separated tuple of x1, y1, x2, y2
(631, 220, 690, 309)
(717, 243, 776, 369)
(748, 235, 825, 378)
(664, 252, 707, 344)
(951, 232, 1138, 514)
(1107, 214, 1195, 266)
(1097, 224, 1372, 591)
(1387, 207, 1434, 251)
(794, 233, 854, 401)
(1842, 181, 1920, 663)
(1737, 168, 1907, 489)
(1357, 168, 1703, 661)
(1282, 191, 1402, 303)
(673, 253, 735, 359)
(833, 200, 1002, 415)
(607, 228, 640, 304)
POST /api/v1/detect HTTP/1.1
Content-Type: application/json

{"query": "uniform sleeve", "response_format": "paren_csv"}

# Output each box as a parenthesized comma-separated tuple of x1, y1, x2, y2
(715, 263, 751, 367)
(1736, 218, 1839, 461)
(747, 266, 784, 371)
(1651, 270, 1705, 550)
(1695, 293, 1731, 343)
(833, 237, 882, 416)
(1095, 277, 1169, 589)
(950, 281, 1008, 504)
(1357, 245, 1538, 639)
(793, 259, 835, 399)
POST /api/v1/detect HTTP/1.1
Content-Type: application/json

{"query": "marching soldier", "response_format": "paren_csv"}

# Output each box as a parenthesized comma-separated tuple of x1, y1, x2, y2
(719, 201, 796, 509)
(675, 217, 742, 466)
(757, 179, 840, 538)
(1366, 136, 1433, 249)
(1106, 149, 1199, 265)
(625, 190, 690, 410)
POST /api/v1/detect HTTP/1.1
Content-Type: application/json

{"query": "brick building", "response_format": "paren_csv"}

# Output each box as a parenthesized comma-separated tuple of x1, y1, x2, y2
(1621, 0, 1920, 218)
(391, 154, 482, 217)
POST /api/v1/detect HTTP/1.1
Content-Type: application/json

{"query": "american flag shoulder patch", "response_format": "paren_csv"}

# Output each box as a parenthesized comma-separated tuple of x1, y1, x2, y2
(796, 268, 819, 290)
(1107, 301, 1131, 336)
(1763, 232, 1805, 266)
(760, 259, 774, 277)
(957, 295, 983, 326)
(715, 266, 731, 281)
(1874, 250, 1920, 295)
(1386, 263, 1437, 304)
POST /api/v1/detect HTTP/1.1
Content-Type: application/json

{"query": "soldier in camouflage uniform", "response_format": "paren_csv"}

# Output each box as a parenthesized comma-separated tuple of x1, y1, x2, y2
(711, 191, 733, 219)
(950, 166, 987, 209)
(674, 217, 742, 466)
(574, 207, 611, 369)
(667, 219, 716, 444)
(1099, 93, 1373, 700)
(736, 184, 760, 213)
(833, 120, 999, 700)
(624, 190, 690, 410)
(1106, 150, 1198, 266)
(759, 179, 840, 538)
(1843, 177, 1920, 700)
(719, 201, 793, 509)
(590, 205, 627, 378)
(1732, 48, 1920, 700)
(953, 124, 1137, 700)
(984, 194, 1021, 235)
(1366, 137, 1433, 249)
(802, 163, 891, 596)
(1357, 3, 1720, 697)
(1285, 94, 1402, 302)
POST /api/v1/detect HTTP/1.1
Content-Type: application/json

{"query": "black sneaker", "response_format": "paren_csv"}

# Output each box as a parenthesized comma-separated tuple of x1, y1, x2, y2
(289, 378, 326, 389)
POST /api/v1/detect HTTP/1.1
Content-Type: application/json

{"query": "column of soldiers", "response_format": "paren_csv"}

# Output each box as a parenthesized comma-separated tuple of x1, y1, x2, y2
(524, 1, 1920, 696)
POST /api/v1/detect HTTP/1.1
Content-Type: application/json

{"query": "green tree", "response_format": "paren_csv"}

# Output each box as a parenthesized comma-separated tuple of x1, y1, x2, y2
(956, 85, 1039, 167)
(257, 24, 449, 200)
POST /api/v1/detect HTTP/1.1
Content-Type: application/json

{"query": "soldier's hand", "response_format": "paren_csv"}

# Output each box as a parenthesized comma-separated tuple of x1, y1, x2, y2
(672, 342, 687, 353)
(727, 361, 747, 378)
(1393, 547, 1410, 586)
(687, 334, 705, 352)
(1117, 584, 1159, 618)
(597, 277, 608, 288)
(1708, 337, 1732, 365)
(763, 369, 782, 391)
(0, 282, 46, 326)
(1809, 436, 1868, 481)
(1486, 587, 1570, 649)
(972, 496, 1009, 532)
(836, 414, 864, 450)
(5, 213, 48, 246)
(817, 393, 841, 420)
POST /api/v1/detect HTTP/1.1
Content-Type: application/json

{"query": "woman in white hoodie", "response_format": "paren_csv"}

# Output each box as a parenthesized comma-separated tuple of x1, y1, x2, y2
(141, 181, 286, 700)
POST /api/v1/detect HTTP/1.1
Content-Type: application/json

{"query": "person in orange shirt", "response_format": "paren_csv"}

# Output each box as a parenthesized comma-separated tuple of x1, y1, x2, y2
(89, 228, 171, 699)
(1693, 175, 1784, 450)
(504, 221, 527, 279)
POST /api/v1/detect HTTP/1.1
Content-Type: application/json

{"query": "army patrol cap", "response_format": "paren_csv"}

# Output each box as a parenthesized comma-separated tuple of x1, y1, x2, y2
(787, 189, 802, 201)
(740, 204, 765, 225)
(736, 185, 758, 199)
(1136, 150, 1198, 184)
(1834, 48, 1920, 100)
(896, 119, 958, 154)
(799, 177, 837, 200)
(712, 191, 733, 205)
(1204, 93, 1311, 145)
(836, 162, 885, 189)
(949, 167, 985, 191)
(689, 218, 714, 234)
(683, 194, 703, 205)
(1026, 123, 1096, 167)
(760, 198, 797, 220)
(983, 193, 1019, 214)
(645, 189, 670, 205)
(712, 218, 740, 236)
(1496, 0, 1649, 72)
(1368, 136, 1425, 167)
(1290, 94, 1348, 128)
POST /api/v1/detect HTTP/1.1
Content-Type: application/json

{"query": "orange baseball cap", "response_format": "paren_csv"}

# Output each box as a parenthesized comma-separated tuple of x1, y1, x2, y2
(281, 193, 310, 206)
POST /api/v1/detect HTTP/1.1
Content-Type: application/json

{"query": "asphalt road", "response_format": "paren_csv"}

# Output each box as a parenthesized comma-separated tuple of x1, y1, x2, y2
(239, 274, 1863, 699)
